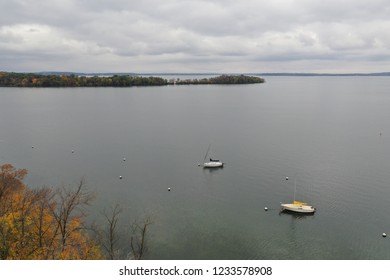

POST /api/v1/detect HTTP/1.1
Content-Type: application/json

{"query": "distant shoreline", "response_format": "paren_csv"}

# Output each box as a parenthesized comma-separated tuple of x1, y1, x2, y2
(0, 71, 388, 88)
(4, 71, 390, 77)
(0, 72, 265, 87)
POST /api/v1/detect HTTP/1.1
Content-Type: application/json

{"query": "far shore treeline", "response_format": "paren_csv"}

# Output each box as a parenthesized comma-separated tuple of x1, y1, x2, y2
(0, 72, 265, 87)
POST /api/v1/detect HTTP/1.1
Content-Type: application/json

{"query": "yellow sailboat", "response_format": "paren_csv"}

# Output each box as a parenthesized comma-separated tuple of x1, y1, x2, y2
(281, 179, 316, 214)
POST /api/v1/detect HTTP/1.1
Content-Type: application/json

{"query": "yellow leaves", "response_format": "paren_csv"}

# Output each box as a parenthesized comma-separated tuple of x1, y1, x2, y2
(0, 164, 102, 260)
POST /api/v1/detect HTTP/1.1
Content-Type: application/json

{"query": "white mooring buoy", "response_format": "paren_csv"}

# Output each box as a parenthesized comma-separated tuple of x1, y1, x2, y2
(119, 176, 123, 179)
(264, 207, 268, 211)
(286, 177, 289, 180)
(123, 157, 126, 161)
(383, 233, 387, 238)
(168, 187, 171, 191)
(72, 150, 74, 153)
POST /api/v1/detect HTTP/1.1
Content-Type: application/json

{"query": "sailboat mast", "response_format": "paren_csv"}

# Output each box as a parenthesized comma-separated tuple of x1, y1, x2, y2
(203, 144, 211, 163)
(293, 178, 297, 202)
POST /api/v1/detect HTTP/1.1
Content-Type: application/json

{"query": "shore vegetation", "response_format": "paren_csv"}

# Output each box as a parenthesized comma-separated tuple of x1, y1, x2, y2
(0, 72, 264, 87)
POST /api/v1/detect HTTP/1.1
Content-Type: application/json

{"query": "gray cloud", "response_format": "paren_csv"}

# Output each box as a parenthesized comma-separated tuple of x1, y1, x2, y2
(1, 0, 390, 72)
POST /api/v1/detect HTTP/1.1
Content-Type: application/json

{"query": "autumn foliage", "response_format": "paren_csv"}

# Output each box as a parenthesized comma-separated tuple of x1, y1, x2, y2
(0, 164, 102, 259)
(0, 72, 264, 87)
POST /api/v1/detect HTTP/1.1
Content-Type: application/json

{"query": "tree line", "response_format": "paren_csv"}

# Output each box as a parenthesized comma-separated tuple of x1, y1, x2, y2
(174, 74, 265, 85)
(0, 164, 152, 260)
(0, 72, 264, 87)
(0, 72, 167, 87)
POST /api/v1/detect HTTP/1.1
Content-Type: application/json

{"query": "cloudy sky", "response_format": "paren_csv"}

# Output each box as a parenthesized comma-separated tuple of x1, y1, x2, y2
(1, 0, 390, 73)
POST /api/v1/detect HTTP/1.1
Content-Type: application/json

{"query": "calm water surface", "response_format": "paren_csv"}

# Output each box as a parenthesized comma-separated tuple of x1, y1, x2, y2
(1, 76, 390, 259)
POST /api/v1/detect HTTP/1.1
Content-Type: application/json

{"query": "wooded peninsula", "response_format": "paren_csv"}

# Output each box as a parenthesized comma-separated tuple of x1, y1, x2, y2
(0, 72, 265, 87)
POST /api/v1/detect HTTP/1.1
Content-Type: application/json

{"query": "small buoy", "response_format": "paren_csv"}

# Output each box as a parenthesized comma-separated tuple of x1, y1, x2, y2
(119, 176, 122, 179)
(71, 150, 74, 153)
(286, 177, 289, 180)
(197, 163, 201, 166)
(168, 187, 171, 191)
(264, 207, 268, 211)
(32, 146, 34, 149)
(383, 233, 387, 238)
(123, 157, 126, 161)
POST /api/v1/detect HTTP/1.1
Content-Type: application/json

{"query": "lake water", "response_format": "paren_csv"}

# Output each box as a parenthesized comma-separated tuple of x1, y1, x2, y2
(1, 76, 390, 259)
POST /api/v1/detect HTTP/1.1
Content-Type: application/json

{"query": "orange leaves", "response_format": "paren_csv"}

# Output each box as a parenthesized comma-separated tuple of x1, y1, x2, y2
(0, 164, 102, 260)
(1, 163, 28, 178)
(0, 164, 27, 201)
(59, 218, 103, 260)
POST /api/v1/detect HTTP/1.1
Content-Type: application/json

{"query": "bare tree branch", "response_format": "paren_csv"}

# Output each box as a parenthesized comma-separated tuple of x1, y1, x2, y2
(101, 203, 122, 260)
(129, 216, 153, 260)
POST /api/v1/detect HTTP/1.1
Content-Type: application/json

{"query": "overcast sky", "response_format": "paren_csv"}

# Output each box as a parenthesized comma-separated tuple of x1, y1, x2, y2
(1, 0, 390, 73)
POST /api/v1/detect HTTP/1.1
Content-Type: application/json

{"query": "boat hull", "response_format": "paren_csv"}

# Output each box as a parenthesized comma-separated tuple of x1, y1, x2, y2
(203, 162, 224, 168)
(281, 203, 316, 213)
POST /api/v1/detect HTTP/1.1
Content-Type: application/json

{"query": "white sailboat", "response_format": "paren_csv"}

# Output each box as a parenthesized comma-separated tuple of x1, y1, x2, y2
(281, 179, 316, 214)
(202, 145, 224, 168)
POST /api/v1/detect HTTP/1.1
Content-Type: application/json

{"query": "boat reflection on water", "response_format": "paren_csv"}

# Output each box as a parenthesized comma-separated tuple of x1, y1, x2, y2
(279, 209, 315, 219)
